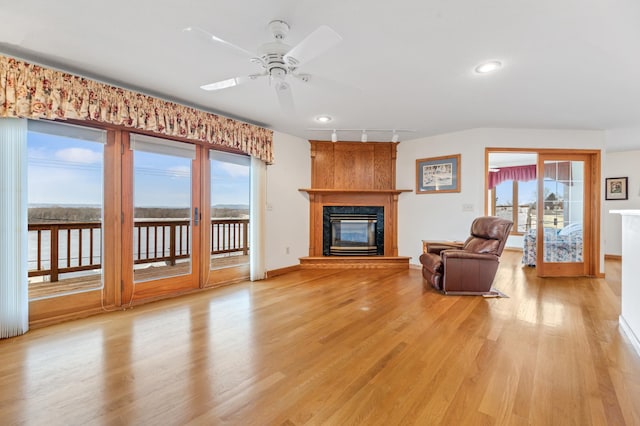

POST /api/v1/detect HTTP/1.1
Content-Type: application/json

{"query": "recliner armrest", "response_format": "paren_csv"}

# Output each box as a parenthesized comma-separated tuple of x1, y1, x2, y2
(427, 244, 458, 255)
(441, 250, 498, 262)
(419, 252, 443, 273)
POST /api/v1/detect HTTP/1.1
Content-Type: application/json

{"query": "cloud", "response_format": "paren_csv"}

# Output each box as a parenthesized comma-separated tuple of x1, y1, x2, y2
(218, 162, 250, 178)
(28, 147, 49, 160)
(55, 147, 102, 164)
(167, 165, 191, 178)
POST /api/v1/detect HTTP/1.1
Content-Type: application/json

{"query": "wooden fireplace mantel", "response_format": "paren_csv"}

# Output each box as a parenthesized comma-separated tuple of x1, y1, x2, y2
(300, 141, 412, 268)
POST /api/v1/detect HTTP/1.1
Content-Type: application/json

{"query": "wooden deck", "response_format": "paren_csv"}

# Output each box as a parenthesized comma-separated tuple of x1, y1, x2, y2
(29, 254, 249, 299)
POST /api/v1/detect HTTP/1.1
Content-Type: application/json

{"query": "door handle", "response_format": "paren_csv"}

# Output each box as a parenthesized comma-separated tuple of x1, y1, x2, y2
(194, 207, 199, 226)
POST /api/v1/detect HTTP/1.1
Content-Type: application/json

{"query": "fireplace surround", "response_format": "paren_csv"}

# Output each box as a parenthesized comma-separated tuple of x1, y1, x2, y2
(323, 206, 384, 256)
(299, 140, 411, 268)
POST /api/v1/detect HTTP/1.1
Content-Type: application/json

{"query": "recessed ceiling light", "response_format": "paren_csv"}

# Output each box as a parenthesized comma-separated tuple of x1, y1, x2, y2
(474, 60, 503, 74)
(315, 115, 333, 123)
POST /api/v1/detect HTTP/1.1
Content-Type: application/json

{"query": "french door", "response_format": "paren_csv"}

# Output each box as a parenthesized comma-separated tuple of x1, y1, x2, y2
(122, 134, 202, 302)
(27, 124, 256, 323)
(536, 153, 595, 277)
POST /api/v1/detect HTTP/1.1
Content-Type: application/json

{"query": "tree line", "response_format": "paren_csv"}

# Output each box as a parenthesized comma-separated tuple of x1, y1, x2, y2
(28, 206, 249, 223)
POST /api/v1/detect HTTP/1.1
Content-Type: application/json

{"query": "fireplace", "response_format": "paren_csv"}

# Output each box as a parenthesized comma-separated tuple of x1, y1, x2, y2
(323, 206, 384, 256)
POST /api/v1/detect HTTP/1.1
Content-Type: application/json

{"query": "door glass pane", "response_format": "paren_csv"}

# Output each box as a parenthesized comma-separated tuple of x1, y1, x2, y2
(487, 152, 537, 233)
(494, 180, 514, 223)
(210, 151, 250, 270)
(27, 121, 105, 300)
(517, 180, 537, 233)
(542, 160, 584, 263)
(133, 149, 192, 282)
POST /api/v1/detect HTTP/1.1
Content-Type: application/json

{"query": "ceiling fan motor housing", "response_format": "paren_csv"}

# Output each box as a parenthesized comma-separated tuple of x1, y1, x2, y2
(257, 41, 292, 78)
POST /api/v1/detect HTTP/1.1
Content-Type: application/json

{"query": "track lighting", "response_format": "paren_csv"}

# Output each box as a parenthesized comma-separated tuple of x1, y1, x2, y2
(307, 128, 415, 142)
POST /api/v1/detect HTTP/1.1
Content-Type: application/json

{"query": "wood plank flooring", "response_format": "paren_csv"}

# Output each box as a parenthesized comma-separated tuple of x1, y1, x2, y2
(3, 252, 640, 425)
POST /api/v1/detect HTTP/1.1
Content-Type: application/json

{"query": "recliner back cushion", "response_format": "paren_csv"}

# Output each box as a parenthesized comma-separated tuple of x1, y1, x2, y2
(470, 217, 511, 240)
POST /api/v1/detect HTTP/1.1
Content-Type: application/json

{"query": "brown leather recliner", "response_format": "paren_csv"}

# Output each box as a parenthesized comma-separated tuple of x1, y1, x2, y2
(419, 216, 513, 295)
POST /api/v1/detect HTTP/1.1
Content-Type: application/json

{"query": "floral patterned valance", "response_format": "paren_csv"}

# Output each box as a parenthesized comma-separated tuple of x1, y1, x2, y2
(0, 55, 273, 163)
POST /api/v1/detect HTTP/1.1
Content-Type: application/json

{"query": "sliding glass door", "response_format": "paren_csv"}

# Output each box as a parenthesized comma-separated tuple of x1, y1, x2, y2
(122, 134, 201, 301)
(206, 150, 251, 286)
(27, 121, 106, 300)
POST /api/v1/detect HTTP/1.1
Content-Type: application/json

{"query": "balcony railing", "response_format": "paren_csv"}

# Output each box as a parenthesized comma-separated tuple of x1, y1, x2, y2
(28, 218, 249, 282)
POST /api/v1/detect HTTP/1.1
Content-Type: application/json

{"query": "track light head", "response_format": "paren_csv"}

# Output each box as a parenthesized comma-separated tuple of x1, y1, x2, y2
(391, 131, 399, 142)
(331, 130, 338, 142)
(361, 130, 368, 142)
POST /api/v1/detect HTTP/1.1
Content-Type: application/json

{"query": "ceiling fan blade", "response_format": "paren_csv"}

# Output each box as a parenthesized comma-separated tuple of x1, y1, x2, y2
(200, 76, 252, 91)
(284, 25, 342, 67)
(275, 82, 295, 114)
(183, 26, 255, 58)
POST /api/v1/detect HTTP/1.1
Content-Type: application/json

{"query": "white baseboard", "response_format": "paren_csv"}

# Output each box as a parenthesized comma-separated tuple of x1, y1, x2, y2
(619, 315, 640, 358)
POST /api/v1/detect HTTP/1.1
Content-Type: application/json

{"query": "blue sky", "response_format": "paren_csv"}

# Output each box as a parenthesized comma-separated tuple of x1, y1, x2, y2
(27, 132, 249, 208)
(28, 131, 104, 206)
(495, 179, 537, 206)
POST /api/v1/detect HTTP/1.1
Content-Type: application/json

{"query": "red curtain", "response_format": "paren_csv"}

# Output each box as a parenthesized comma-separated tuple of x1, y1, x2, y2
(488, 162, 572, 189)
(488, 165, 537, 189)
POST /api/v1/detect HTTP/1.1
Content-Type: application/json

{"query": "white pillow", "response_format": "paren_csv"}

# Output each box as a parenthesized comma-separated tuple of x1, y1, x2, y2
(558, 222, 582, 236)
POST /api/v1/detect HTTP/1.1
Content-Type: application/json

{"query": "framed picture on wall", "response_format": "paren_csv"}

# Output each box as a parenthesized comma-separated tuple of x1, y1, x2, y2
(416, 154, 461, 194)
(605, 177, 628, 200)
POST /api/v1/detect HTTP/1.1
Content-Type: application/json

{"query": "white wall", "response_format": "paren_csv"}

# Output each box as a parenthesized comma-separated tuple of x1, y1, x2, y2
(264, 131, 310, 271)
(396, 128, 606, 269)
(603, 149, 640, 255)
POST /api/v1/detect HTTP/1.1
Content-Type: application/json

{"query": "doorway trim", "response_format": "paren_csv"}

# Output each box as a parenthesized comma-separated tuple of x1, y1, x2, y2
(485, 147, 601, 277)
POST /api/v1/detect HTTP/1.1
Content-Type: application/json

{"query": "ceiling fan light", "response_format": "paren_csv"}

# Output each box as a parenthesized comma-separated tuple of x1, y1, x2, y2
(331, 130, 338, 142)
(200, 78, 239, 91)
(474, 60, 503, 74)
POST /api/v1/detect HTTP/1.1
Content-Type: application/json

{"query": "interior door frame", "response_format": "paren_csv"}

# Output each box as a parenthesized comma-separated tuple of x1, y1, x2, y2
(121, 133, 202, 304)
(485, 148, 601, 277)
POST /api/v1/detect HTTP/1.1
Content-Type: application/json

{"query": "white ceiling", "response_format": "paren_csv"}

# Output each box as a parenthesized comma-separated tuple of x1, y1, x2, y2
(2, 0, 640, 147)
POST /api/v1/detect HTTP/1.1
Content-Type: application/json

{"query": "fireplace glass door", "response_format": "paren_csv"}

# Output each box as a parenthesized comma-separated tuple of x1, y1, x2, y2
(323, 206, 384, 256)
(331, 218, 377, 255)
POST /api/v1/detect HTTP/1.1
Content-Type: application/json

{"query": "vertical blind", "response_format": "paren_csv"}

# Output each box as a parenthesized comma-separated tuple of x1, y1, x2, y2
(0, 118, 29, 338)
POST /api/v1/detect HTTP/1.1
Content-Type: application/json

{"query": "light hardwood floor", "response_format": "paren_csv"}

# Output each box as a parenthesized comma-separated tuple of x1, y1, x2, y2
(2, 252, 639, 425)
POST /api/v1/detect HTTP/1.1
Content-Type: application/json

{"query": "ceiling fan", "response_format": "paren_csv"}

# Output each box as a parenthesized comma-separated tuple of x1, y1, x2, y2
(184, 20, 342, 110)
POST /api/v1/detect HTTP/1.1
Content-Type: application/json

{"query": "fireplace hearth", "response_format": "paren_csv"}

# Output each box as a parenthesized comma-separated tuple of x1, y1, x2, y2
(323, 206, 384, 256)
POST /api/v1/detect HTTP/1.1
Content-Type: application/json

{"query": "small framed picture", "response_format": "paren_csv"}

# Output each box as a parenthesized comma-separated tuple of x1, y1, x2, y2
(416, 154, 461, 194)
(605, 177, 628, 200)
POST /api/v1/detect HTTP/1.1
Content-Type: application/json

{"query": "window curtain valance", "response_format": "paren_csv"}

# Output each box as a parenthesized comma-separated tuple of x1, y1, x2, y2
(488, 164, 537, 189)
(488, 162, 573, 189)
(0, 55, 273, 163)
